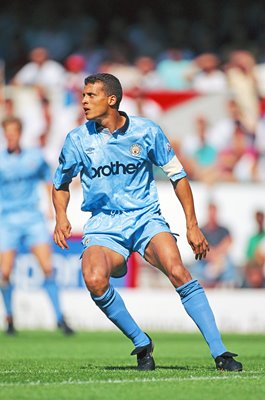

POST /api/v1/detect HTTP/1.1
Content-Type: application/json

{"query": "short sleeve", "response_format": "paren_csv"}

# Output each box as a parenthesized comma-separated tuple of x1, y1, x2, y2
(148, 126, 186, 182)
(53, 134, 82, 188)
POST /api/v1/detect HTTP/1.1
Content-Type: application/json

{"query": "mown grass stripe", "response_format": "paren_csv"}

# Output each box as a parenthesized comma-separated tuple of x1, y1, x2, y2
(0, 374, 263, 387)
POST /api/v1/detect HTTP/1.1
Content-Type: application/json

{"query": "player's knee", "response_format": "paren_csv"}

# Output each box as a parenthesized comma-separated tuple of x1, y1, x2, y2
(0, 273, 11, 285)
(43, 267, 53, 278)
(0, 266, 12, 284)
(167, 261, 192, 286)
(83, 270, 108, 295)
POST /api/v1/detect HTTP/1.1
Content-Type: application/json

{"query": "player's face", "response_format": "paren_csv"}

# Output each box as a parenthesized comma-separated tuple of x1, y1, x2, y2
(82, 81, 115, 121)
(4, 122, 21, 152)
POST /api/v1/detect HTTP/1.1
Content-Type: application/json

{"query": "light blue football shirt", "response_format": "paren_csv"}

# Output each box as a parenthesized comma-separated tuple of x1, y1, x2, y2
(0, 147, 51, 214)
(53, 113, 186, 212)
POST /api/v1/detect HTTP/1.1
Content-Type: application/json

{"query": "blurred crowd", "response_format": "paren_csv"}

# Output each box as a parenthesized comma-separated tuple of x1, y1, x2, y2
(1, 45, 265, 184)
(1, 1, 265, 289)
(1, 1, 265, 180)
(188, 204, 265, 289)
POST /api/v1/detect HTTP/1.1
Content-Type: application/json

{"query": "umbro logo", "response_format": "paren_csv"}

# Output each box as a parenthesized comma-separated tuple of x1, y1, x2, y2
(86, 147, 95, 154)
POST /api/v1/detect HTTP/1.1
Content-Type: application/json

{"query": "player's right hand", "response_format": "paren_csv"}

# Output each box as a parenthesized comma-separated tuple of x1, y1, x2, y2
(53, 216, 72, 250)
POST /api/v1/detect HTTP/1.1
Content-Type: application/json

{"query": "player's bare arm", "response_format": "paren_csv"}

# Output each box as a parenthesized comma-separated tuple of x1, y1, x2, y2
(172, 177, 210, 260)
(52, 183, 72, 250)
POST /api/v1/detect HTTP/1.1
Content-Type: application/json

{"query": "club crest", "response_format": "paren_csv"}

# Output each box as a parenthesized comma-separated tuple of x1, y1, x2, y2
(130, 144, 142, 156)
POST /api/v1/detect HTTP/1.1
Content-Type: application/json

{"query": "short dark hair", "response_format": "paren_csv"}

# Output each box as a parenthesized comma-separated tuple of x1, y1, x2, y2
(84, 73, 123, 109)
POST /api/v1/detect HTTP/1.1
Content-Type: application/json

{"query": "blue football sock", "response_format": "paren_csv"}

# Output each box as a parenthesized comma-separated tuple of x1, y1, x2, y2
(43, 275, 63, 322)
(91, 285, 150, 348)
(176, 279, 227, 358)
(0, 282, 13, 317)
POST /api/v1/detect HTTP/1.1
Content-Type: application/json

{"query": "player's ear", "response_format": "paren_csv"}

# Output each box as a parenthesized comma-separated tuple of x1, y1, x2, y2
(108, 95, 117, 107)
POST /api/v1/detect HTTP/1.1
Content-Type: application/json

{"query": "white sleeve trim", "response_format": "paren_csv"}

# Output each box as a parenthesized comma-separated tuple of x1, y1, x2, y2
(161, 155, 184, 178)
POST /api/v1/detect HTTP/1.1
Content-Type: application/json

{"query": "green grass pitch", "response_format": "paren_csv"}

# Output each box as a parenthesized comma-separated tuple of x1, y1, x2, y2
(0, 331, 264, 400)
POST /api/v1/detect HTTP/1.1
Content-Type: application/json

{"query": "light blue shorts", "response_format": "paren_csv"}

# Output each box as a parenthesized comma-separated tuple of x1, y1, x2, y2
(0, 210, 51, 252)
(81, 207, 173, 277)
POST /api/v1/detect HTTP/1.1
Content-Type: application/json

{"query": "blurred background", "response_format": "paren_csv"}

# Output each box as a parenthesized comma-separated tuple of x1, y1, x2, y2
(0, 0, 265, 332)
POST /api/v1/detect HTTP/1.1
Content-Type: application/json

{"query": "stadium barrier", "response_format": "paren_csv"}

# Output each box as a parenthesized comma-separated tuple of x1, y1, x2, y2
(0, 287, 264, 333)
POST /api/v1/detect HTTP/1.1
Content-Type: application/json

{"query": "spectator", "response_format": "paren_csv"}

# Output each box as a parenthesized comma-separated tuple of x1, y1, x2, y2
(181, 114, 218, 183)
(254, 115, 265, 181)
(240, 210, 265, 288)
(254, 56, 265, 100)
(241, 234, 265, 288)
(134, 56, 164, 91)
(207, 99, 247, 152)
(254, 237, 265, 274)
(63, 53, 87, 107)
(187, 53, 228, 94)
(225, 50, 260, 135)
(156, 48, 192, 90)
(244, 210, 265, 269)
(120, 86, 163, 123)
(241, 260, 265, 288)
(217, 120, 259, 182)
(11, 46, 66, 98)
(188, 202, 237, 288)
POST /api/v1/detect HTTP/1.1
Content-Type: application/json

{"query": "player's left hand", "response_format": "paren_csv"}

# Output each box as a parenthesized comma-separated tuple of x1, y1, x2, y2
(186, 225, 210, 260)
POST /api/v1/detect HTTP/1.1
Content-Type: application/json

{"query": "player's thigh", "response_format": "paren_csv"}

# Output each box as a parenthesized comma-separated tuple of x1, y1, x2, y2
(82, 245, 125, 282)
(144, 232, 191, 282)
(0, 250, 16, 281)
(31, 243, 52, 275)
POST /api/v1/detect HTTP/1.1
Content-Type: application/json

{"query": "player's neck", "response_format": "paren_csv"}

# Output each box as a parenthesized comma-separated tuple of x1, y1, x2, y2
(96, 111, 126, 134)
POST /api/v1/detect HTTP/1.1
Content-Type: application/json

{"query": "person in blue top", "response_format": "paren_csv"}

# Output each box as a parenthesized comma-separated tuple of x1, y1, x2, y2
(0, 116, 74, 335)
(52, 73, 243, 371)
